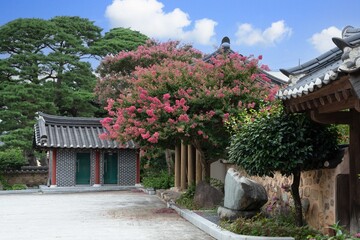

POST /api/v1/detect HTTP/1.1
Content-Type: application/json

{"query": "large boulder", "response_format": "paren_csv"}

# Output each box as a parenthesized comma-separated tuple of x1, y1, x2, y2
(193, 181, 224, 209)
(223, 168, 267, 211)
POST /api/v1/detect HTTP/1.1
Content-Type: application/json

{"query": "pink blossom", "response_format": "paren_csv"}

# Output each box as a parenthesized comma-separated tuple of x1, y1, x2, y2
(207, 110, 216, 118)
(197, 130, 203, 135)
(141, 131, 150, 139)
(179, 98, 186, 106)
(99, 133, 109, 140)
(223, 113, 230, 121)
(148, 132, 159, 143)
(146, 109, 155, 117)
(168, 118, 177, 124)
(163, 93, 171, 100)
(247, 102, 255, 109)
(164, 105, 174, 113)
(147, 117, 157, 124)
(150, 96, 161, 105)
(138, 128, 146, 134)
(147, 137, 158, 143)
(261, 64, 270, 71)
(178, 114, 190, 123)
(139, 93, 147, 100)
(126, 106, 136, 114)
(101, 117, 113, 124)
(217, 92, 225, 98)
(182, 105, 189, 111)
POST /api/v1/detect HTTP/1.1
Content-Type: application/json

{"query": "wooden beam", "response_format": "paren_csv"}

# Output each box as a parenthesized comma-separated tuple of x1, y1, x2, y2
(319, 97, 326, 106)
(180, 142, 187, 190)
(327, 95, 333, 104)
(289, 105, 295, 112)
(174, 144, 181, 188)
(187, 145, 195, 186)
(349, 72, 360, 99)
(195, 149, 202, 184)
(335, 92, 341, 102)
(51, 149, 57, 187)
(313, 99, 319, 108)
(306, 101, 312, 109)
(310, 110, 352, 124)
(294, 104, 300, 112)
(342, 89, 349, 100)
(300, 103, 306, 111)
(318, 97, 357, 113)
(94, 151, 101, 185)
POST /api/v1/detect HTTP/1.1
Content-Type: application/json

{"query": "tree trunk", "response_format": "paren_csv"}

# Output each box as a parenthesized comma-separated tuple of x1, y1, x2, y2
(164, 149, 174, 175)
(191, 140, 213, 182)
(291, 170, 303, 227)
(196, 147, 210, 182)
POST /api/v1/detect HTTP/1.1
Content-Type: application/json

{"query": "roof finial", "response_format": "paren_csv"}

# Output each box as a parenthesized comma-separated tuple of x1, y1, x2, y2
(221, 36, 230, 49)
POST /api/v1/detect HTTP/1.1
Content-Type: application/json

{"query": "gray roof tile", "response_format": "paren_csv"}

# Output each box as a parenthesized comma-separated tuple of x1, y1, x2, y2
(34, 112, 137, 149)
(277, 26, 360, 100)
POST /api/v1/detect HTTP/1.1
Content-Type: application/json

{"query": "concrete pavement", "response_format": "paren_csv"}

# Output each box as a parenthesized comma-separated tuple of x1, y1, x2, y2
(0, 191, 214, 240)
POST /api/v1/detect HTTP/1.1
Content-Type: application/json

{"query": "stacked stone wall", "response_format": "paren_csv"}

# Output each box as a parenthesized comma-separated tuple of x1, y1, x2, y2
(226, 147, 349, 233)
(3, 167, 48, 187)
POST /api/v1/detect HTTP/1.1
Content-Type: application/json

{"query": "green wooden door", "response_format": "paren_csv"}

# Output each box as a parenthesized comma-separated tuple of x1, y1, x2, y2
(76, 153, 91, 185)
(104, 153, 118, 184)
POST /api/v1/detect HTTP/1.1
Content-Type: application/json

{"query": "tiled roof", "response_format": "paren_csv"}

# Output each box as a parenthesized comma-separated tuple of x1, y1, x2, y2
(34, 112, 137, 149)
(204, 37, 288, 86)
(277, 26, 360, 100)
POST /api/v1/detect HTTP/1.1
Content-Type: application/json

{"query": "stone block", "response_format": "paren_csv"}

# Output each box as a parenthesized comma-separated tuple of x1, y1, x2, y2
(311, 189, 319, 200)
(193, 181, 223, 209)
(223, 168, 267, 211)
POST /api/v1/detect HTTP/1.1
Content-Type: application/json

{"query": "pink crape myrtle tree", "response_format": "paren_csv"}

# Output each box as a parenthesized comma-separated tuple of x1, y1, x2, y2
(98, 40, 278, 178)
(95, 40, 202, 104)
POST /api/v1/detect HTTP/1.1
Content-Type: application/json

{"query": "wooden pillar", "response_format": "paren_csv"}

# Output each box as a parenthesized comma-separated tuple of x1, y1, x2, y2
(196, 149, 202, 185)
(93, 151, 101, 186)
(180, 142, 187, 190)
(136, 151, 141, 184)
(174, 144, 181, 188)
(50, 149, 57, 187)
(187, 145, 195, 186)
(349, 110, 360, 233)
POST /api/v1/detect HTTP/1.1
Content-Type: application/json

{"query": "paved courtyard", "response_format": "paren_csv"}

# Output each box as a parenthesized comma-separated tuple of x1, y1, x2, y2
(0, 191, 214, 240)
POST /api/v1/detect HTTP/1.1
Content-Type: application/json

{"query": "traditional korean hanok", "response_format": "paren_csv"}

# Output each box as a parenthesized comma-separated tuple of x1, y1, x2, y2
(277, 25, 360, 233)
(34, 112, 140, 187)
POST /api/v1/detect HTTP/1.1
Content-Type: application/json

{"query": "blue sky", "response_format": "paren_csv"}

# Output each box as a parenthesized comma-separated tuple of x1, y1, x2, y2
(1, 0, 359, 71)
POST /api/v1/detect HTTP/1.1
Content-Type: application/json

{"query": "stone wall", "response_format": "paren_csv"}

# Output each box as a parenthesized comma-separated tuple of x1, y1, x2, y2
(3, 167, 48, 187)
(227, 147, 349, 233)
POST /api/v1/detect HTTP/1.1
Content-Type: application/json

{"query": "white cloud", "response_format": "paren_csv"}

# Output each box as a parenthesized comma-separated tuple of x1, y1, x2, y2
(309, 26, 342, 53)
(105, 0, 217, 45)
(235, 20, 292, 46)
